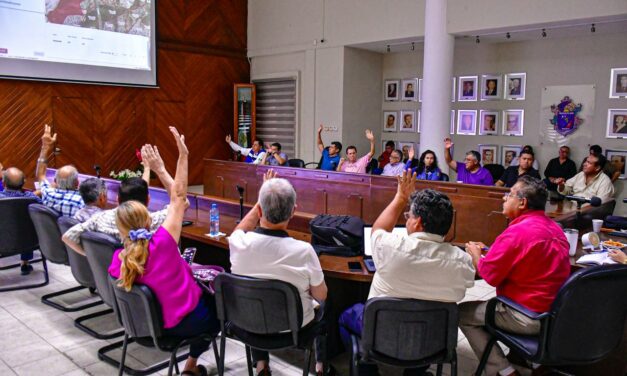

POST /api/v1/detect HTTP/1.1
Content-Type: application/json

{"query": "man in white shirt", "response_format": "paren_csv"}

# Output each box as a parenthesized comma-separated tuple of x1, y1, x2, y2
(557, 153, 614, 203)
(225, 134, 266, 164)
(229, 170, 328, 376)
(339, 169, 476, 375)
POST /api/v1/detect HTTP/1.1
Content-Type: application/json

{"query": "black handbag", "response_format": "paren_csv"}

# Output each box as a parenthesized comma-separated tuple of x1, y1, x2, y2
(309, 215, 364, 257)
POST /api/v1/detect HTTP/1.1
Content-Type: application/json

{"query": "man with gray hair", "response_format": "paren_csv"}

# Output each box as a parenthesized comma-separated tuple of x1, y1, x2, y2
(0, 166, 42, 275)
(73, 177, 108, 222)
(444, 138, 493, 185)
(228, 170, 329, 376)
(36, 125, 84, 217)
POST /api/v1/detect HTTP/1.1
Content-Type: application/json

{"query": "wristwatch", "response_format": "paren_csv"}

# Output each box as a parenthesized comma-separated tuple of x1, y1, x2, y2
(37, 158, 47, 163)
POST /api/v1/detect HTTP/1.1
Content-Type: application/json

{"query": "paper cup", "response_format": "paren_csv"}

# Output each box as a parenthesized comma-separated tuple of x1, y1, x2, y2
(564, 228, 579, 257)
(592, 219, 603, 233)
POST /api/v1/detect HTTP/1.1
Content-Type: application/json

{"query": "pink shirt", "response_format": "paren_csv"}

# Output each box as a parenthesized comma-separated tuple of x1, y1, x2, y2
(340, 155, 371, 174)
(478, 210, 570, 313)
(109, 227, 201, 328)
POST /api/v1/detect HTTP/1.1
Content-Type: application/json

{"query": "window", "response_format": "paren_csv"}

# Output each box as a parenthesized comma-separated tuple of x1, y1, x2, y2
(253, 78, 297, 158)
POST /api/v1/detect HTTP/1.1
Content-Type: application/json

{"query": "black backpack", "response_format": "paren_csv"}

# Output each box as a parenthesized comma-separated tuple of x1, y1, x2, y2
(309, 215, 364, 257)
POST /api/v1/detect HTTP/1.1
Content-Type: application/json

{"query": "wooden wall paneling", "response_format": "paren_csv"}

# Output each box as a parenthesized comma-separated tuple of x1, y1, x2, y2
(52, 96, 95, 173)
(182, 0, 247, 49)
(152, 100, 185, 175)
(100, 95, 142, 175)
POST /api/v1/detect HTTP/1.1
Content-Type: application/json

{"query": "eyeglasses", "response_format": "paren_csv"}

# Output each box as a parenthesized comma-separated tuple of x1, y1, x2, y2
(503, 192, 524, 200)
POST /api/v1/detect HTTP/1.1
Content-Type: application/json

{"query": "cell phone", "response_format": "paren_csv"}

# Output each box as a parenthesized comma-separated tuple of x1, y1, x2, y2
(347, 261, 362, 272)
(182, 220, 193, 227)
(182, 247, 197, 265)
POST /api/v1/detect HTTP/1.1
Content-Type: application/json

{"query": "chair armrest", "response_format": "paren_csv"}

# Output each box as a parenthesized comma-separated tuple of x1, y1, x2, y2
(485, 296, 549, 327)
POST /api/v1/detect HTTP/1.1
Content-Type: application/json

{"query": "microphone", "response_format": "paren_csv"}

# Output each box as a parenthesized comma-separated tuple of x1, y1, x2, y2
(93, 164, 101, 179)
(236, 185, 245, 222)
(565, 195, 602, 207)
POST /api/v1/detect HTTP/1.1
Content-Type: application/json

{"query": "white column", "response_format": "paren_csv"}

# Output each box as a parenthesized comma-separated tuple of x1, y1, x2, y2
(421, 0, 454, 173)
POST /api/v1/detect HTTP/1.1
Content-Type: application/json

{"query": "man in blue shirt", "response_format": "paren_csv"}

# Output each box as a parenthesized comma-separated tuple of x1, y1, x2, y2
(316, 124, 342, 171)
(225, 134, 266, 164)
(0, 167, 42, 275)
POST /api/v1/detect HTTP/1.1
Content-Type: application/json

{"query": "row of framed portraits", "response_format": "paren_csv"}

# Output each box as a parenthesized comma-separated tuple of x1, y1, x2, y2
(385, 73, 526, 102)
(383, 109, 525, 136)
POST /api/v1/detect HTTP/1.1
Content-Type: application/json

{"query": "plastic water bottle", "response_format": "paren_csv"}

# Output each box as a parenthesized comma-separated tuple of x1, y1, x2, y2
(209, 203, 220, 236)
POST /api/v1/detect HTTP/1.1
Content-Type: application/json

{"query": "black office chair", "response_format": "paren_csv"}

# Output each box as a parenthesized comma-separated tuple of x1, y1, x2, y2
(305, 146, 328, 169)
(109, 276, 220, 376)
(440, 173, 450, 182)
(214, 273, 328, 376)
(28, 204, 101, 311)
(58, 217, 119, 339)
(474, 264, 627, 376)
(483, 164, 505, 183)
(288, 159, 306, 168)
(0, 197, 48, 292)
(350, 298, 458, 376)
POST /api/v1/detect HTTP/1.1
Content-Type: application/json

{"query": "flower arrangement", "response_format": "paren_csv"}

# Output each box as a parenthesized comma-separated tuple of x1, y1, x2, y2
(110, 168, 143, 181)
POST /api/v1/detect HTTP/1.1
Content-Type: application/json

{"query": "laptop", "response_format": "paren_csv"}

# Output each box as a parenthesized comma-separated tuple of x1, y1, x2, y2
(363, 225, 407, 273)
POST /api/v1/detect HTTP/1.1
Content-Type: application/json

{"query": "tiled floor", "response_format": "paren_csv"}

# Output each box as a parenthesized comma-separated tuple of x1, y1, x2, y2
(0, 253, 531, 376)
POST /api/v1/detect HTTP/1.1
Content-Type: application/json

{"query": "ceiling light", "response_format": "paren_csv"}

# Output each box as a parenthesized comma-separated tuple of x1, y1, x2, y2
(411, 42, 415, 51)
(386, 45, 390, 53)
(591, 23, 596, 33)
(541, 28, 547, 38)
(506, 32, 511, 39)
(476, 36, 480, 44)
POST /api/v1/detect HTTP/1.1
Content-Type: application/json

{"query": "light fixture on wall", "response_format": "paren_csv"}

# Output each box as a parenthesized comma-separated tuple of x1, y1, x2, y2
(411, 42, 415, 51)
(386, 44, 390, 53)
(475, 36, 480, 44)
(591, 23, 596, 33)
(506, 32, 511, 39)
(541, 28, 547, 38)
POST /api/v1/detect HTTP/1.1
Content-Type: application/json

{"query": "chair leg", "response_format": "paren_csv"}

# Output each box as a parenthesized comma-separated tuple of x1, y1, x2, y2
(0, 256, 49, 292)
(41, 285, 103, 312)
(245, 345, 254, 376)
(475, 338, 497, 376)
(450, 349, 457, 376)
(302, 348, 312, 376)
(167, 349, 177, 376)
(74, 308, 125, 339)
(212, 337, 220, 372)
(436, 363, 443, 376)
(218, 335, 226, 376)
(119, 334, 129, 376)
(99, 337, 183, 376)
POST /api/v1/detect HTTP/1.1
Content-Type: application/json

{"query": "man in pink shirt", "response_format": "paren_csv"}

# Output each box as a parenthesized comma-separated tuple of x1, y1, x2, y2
(337, 129, 375, 174)
(460, 175, 570, 376)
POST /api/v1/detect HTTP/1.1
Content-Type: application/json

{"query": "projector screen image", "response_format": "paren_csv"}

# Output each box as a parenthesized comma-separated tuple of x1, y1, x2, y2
(0, 0, 157, 87)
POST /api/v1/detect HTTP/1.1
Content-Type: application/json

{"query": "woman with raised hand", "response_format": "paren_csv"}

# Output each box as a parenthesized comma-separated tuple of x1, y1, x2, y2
(109, 127, 217, 376)
(405, 147, 442, 181)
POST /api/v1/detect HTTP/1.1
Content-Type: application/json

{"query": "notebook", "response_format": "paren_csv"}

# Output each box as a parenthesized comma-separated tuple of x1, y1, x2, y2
(363, 226, 407, 272)
(576, 252, 617, 266)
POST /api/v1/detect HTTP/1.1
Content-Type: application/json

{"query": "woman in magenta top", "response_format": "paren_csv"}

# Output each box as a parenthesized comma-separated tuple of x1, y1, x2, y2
(109, 127, 217, 376)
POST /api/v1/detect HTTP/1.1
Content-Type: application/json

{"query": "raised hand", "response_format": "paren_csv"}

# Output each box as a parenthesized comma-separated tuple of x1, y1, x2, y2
(225, 134, 232, 143)
(396, 168, 417, 202)
(169, 127, 188, 156)
(365, 129, 374, 141)
(264, 169, 277, 182)
(41, 124, 57, 149)
(141, 144, 165, 173)
(408, 146, 415, 160)
(318, 124, 324, 133)
(444, 138, 454, 150)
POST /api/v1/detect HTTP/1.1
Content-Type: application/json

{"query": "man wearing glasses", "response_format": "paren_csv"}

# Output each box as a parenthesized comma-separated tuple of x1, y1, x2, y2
(460, 176, 570, 376)
(443, 138, 493, 185)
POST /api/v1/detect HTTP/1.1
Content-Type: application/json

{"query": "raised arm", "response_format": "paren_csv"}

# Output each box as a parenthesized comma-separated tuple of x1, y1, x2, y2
(162, 127, 189, 242)
(365, 129, 375, 159)
(273, 151, 286, 165)
(141, 162, 151, 186)
(372, 169, 416, 233)
(141, 145, 174, 195)
(336, 158, 345, 172)
(316, 124, 325, 153)
(444, 138, 457, 171)
(36, 124, 57, 183)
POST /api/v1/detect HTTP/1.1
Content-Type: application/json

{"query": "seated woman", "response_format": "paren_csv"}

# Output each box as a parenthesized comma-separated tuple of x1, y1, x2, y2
(405, 147, 442, 181)
(109, 127, 218, 376)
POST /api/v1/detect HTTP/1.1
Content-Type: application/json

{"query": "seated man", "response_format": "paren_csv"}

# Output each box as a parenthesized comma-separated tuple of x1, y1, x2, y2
(317, 124, 342, 171)
(228, 170, 329, 376)
(74, 178, 108, 222)
(377, 141, 396, 169)
(339, 170, 475, 376)
(496, 150, 540, 188)
(0, 167, 42, 275)
(36, 125, 84, 217)
(381, 149, 406, 176)
(225, 134, 266, 164)
(260, 142, 287, 166)
(460, 176, 571, 376)
(63, 144, 171, 255)
(337, 129, 375, 174)
(557, 153, 614, 202)
(444, 138, 493, 185)
(543, 146, 577, 191)
(579, 145, 620, 182)
(510, 145, 540, 171)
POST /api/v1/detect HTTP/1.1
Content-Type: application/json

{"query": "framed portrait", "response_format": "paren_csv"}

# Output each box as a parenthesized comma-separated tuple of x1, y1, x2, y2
(481, 74, 502, 100)
(501, 145, 522, 169)
(451, 77, 456, 102)
(383, 111, 398, 132)
(458, 75, 478, 101)
(606, 109, 627, 138)
(457, 110, 477, 135)
(450, 110, 456, 134)
(504, 73, 526, 100)
(399, 110, 416, 132)
(609, 68, 627, 98)
(478, 144, 499, 165)
(385, 79, 400, 101)
(606, 149, 627, 179)
(401, 78, 418, 101)
(502, 109, 524, 136)
(418, 78, 423, 102)
(479, 110, 499, 136)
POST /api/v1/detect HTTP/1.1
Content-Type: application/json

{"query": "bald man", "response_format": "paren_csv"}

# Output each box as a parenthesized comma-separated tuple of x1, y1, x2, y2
(1, 167, 42, 274)
(36, 125, 84, 217)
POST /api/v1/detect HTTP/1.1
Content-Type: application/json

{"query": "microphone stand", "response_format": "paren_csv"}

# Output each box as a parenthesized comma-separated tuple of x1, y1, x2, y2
(236, 185, 245, 223)
(94, 164, 101, 179)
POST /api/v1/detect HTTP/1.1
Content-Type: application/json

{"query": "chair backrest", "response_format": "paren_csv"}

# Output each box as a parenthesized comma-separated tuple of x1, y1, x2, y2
(28, 204, 68, 265)
(361, 298, 459, 366)
(366, 158, 378, 174)
(0, 197, 40, 256)
(81, 231, 122, 307)
(109, 275, 162, 341)
(544, 264, 627, 364)
(483, 164, 505, 182)
(58, 217, 96, 289)
(287, 159, 305, 168)
(440, 173, 450, 182)
(214, 273, 303, 345)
